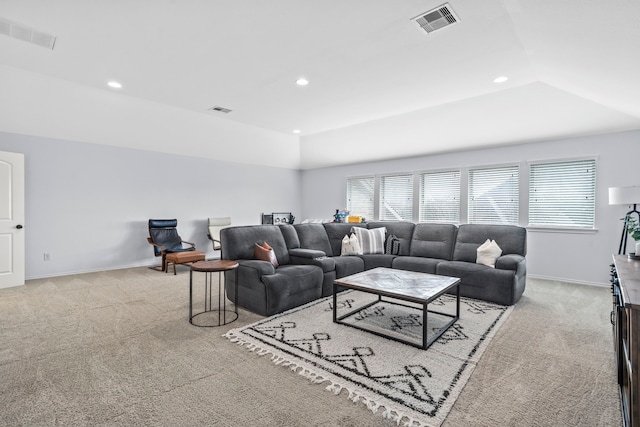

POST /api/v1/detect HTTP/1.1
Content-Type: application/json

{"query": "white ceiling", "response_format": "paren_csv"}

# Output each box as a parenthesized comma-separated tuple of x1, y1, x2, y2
(1, 0, 639, 168)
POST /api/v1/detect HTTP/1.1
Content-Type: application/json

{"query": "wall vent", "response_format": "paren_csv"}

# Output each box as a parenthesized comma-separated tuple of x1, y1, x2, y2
(208, 106, 232, 114)
(0, 17, 56, 49)
(411, 3, 460, 34)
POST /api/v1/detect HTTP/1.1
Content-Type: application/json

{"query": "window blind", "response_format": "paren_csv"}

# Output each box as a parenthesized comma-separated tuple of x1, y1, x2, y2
(468, 165, 519, 225)
(529, 159, 596, 228)
(346, 176, 375, 220)
(380, 174, 413, 221)
(419, 170, 460, 223)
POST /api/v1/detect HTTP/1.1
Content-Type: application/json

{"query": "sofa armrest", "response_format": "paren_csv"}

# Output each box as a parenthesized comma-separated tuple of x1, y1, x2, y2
(289, 248, 327, 259)
(288, 249, 335, 273)
(495, 254, 525, 272)
(237, 259, 276, 275)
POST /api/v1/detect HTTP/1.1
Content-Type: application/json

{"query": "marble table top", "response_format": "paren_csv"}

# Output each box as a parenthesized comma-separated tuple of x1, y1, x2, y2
(334, 267, 460, 303)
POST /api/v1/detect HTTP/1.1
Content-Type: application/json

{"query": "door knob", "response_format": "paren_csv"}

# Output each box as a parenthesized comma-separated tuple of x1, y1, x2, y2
(16, 224, 23, 229)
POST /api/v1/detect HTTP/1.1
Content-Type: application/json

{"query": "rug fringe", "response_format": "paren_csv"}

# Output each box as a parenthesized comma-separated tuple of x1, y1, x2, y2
(225, 329, 433, 427)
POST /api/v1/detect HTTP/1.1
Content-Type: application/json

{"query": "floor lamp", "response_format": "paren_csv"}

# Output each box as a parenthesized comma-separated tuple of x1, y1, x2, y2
(609, 186, 640, 255)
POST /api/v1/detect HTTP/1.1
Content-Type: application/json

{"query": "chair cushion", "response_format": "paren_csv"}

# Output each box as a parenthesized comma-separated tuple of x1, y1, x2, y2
(149, 219, 178, 228)
(149, 228, 184, 253)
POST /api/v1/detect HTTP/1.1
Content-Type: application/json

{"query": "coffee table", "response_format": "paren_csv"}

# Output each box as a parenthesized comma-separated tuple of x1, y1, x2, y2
(333, 267, 460, 349)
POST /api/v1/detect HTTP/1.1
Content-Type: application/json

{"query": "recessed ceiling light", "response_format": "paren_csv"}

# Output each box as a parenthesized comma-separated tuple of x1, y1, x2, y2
(107, 81, 122, 89)
(293, 129, 301, 134)
(296, 78, 309, 86)
(494, 76, 508, 83)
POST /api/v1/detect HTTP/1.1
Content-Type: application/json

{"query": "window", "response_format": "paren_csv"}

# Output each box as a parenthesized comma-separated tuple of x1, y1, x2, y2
(346, 176, 374, 220)
(468, 165, 519, 225)
(380, 174, 413, 221)
(419, 170, 460, 223)
(529, 159, 596, 228)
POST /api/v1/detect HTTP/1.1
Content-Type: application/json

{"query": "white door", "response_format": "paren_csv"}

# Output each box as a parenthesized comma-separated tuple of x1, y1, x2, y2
(0, 150, 25, 288)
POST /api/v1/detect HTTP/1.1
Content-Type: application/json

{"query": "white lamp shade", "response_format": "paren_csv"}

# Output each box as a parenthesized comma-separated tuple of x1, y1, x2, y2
(609, 186, 640, 205)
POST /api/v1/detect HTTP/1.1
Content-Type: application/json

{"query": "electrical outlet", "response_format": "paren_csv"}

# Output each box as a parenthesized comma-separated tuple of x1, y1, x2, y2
(43, 253, 51, 261)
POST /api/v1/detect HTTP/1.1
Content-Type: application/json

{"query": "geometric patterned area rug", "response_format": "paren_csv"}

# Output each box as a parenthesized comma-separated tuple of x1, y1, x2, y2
(224, 290, 513, 427)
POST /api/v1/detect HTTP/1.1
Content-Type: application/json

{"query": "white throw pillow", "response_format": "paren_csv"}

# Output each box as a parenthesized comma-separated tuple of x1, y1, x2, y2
(476, 239, 502, 268)
(352, 227, 386, 255)
(341, 233, 363, 256)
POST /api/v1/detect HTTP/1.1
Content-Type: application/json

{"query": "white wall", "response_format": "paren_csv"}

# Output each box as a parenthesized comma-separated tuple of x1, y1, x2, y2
(3, 124, 638, 285)
(300, 130, 640, 285)
(0, 131, 301, 279)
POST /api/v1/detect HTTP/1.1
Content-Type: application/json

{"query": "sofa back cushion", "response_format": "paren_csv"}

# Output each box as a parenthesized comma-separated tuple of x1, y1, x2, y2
(280, 224, 300, 249)
(410, 223, 457, 260)
(221, 225, 290, 265)
(323, 223, 366, 256)
(367, 221, 415, 256)
(453, 224, 527, 262)
(294, 223, 333, 255)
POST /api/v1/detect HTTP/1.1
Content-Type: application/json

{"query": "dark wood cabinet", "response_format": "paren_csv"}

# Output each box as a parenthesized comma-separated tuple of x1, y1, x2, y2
(613, 255, 640, 427)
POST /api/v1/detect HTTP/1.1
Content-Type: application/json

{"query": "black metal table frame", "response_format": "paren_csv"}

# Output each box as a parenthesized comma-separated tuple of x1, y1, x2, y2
(332, 283, 460, 350)
(189, 267, 238, 327)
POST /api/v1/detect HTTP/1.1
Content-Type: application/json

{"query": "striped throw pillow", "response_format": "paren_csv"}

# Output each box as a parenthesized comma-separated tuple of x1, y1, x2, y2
(352, 227, 386, 255)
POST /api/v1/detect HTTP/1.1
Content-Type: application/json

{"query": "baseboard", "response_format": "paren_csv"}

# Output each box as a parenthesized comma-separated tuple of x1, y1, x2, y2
(27, 267, 610, 287)
(527, 273, 608, 288)
(25, 261, 155, 281)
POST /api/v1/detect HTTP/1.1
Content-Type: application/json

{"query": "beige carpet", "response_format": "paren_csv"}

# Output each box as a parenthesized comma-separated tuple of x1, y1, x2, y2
(0, 266, 622, 426)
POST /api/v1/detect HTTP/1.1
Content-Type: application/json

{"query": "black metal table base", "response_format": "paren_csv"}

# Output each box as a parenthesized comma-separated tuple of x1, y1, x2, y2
(333, 284, 460, 350)
(189, 268, 238, 327)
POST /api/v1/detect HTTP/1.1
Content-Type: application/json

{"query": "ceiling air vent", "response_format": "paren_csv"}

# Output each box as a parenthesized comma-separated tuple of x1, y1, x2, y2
(411, 3, 460, 34)
(0, 17, 56, 49)
(208, 106, 232, 114)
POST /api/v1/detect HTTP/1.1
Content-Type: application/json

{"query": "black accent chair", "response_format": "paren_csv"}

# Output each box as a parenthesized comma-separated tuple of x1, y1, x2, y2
(147, 219, 196, 272)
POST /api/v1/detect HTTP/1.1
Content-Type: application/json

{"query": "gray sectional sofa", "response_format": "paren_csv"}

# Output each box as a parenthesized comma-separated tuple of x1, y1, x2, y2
(220, 221, 527, 316)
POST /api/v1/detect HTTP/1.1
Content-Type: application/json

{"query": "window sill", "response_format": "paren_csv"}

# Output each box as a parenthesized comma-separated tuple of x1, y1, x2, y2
(526, 226, 598, 234)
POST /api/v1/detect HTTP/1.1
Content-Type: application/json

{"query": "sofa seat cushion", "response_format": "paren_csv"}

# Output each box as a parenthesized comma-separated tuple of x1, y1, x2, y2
(359, 254, 395, 270)
(391, 256, 441, 274)
(332, 256, 365, 278)
(436, 260, 518, 305)
(260, 264, 324, 315)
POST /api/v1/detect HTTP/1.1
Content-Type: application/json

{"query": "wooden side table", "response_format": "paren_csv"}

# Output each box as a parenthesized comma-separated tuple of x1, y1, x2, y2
(189, 260, 239, 327)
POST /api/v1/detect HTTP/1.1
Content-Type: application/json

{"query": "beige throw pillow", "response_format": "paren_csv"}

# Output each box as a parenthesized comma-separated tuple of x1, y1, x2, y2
(341, 233, 362, 256)
(476, 239, 502, 268)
